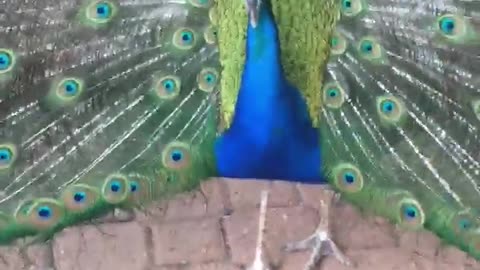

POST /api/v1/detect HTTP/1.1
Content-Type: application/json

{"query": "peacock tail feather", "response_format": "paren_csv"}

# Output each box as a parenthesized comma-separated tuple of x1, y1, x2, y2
(2, 0, 480, 264)
(0, 0, 219, 243)
(322, 0, 480, 260)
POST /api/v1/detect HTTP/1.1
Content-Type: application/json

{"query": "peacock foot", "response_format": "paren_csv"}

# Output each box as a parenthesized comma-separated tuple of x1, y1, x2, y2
(247, 190, 271, 270)
(284, 199, 352, 270)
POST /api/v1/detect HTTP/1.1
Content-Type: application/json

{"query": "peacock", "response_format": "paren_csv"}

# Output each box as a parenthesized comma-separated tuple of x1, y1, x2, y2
(1, 0, 480, 268)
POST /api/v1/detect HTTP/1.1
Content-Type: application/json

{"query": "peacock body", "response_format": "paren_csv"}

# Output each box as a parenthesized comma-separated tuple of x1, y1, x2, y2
(1, 0, 480, 267)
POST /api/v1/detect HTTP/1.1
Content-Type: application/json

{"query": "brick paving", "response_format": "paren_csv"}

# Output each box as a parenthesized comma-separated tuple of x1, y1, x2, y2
(1, 178, 479, 270)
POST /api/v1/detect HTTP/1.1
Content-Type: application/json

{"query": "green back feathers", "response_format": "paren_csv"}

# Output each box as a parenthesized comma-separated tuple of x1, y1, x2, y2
(0, 0, 219, 243)
(214, 0, 339, 128)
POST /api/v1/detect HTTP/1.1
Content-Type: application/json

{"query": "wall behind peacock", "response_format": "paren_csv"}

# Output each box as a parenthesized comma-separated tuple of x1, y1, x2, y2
(1, 178, 476, 270)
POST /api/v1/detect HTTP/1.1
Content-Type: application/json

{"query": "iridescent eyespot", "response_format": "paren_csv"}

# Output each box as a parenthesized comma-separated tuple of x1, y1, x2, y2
(197, 68, 218, 92)
(376, 96, 406, 125)
(85, 1, 117, 24)
(380, 100, 395, 114)
(101, 175, 130, 204)
(204, 26, 217, 44)
(0, 144, 16, 170)
(451, 211, 479, 235)
(154, 75, 181, 100)
(110, 180, 122, 192)
(402, 205, 418, 219)
(332, 163, 364, 193)
(397, 198, 425, 229)
(436, 14, 467, 40)
(58, 79, 81, 98)
(323, 82, 346, 109)
(37, 206, 52, 220)
(127, 175, 153, 204)
(27, 198, 65, 230)
(459, 218, 472, 230)
(52, 78, 84, 106)
(129, 181, 138, 192)
(359, 40, 373, 54)
(330, 32, 347, 55)
(0, 49, 15, 73)
(173, 28, 197, 50)
(340, 0, 364, 17)
(189, 0, 211, 8)
(162, 141, 191, 170)
(61, 184, 99, 212)
(356, 37, 386, 64)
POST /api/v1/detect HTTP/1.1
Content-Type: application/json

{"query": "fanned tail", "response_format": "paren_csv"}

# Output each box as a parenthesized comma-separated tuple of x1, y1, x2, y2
(0, 0, 219, 243)
(322, 0, 480, 259)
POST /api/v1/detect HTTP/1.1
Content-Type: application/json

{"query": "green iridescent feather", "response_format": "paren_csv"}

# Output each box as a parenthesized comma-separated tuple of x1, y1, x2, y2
(0, 0, 219, 243)
(2, 0, 480, 264)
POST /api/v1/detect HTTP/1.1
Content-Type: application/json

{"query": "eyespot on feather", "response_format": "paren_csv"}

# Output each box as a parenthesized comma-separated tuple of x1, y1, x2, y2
(153, 75, 181, 100)
(127, 175, 153, 205)
(376, 95, 407, 125)
(161, 141, 192, 170)
(101, 174, 130, 204)
(0, 49, 15, 74)
(340, 0, 364, 17)
(45, 77, 85, 109)
(357, 37, 385, 63)
(0, 144, 17, 170)
(397, 198, 425, 229)
(173, 28, 197, 50)
(436, 14, 467, 40)
(450, 210, 480, 235)
(26, 198, 65, 230)
(85, 0, 117, 24)
(330, 32, 347, 55)
(331, 163, 364, 193)
(323, 82, 346, 109)
(197, 68, 218, 92)
(204, 26, 217, 45)
(60, 184, 100, 213)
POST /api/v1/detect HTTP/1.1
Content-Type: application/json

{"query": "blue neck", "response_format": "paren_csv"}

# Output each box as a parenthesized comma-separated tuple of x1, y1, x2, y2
(230, 3, 287, 132)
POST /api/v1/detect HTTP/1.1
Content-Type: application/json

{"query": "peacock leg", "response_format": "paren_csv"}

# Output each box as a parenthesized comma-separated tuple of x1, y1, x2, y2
(247, 190, 271, 270)
(284, 198, 352, 269)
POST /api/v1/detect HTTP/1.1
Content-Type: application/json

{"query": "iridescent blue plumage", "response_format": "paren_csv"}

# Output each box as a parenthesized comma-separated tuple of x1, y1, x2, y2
(214, 1, 323, 183)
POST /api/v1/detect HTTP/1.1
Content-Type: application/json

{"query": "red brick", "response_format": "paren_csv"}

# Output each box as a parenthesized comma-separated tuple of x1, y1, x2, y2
(151, 217, 226, 265)
(200, 179, 232, 215)
(164, 192, 207, 221)
(225, 179, 269, 210)
(223, 206, 318, 267)
(438, 245, 467, 265)
(0, 246, 26, 270)
(268, 181, 302, 207)
(53, 222, 148, 270)
(296, 183, 335, 208)
(264, 207, 318, 266)
(333, 203, 397, 250)
(397, 230, 440, 258)
(25, 244, 54, 269)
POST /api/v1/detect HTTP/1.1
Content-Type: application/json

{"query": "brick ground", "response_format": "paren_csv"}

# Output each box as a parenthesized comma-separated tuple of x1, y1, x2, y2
(1, 178, 480, 270)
